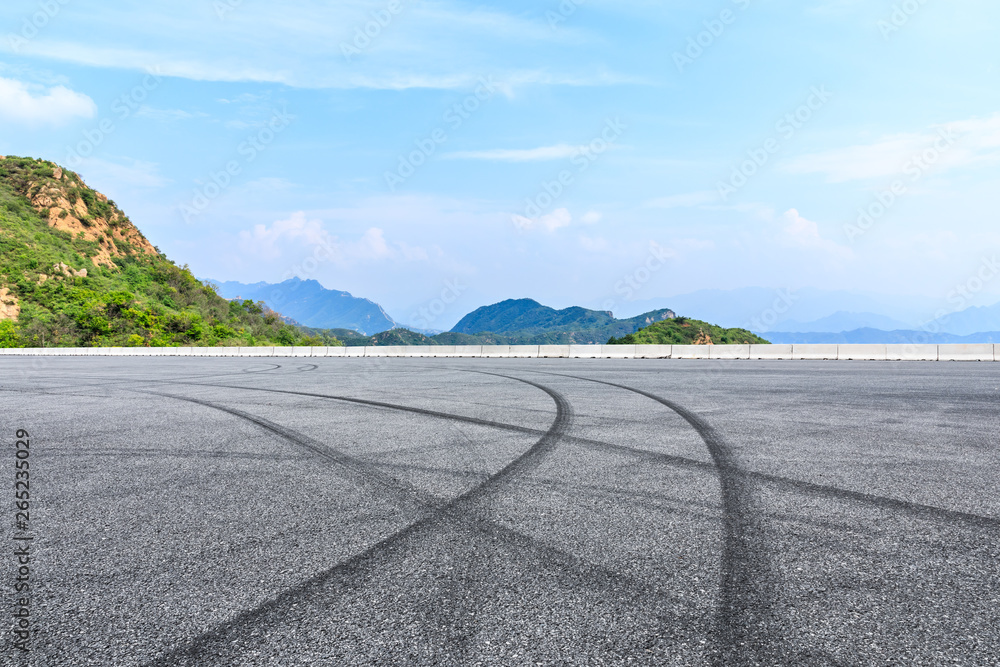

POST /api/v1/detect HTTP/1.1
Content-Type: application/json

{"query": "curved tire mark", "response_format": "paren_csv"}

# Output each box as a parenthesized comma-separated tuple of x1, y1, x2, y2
(142, 374, 572, 666)
(534, 371, 778, 666)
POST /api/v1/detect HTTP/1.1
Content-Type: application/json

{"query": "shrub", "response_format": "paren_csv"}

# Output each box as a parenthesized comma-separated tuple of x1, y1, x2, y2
(0, 320, 20, 348)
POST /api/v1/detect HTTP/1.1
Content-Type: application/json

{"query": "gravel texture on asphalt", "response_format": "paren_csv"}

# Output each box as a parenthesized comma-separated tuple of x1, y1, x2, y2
(1, 358, 998, 665)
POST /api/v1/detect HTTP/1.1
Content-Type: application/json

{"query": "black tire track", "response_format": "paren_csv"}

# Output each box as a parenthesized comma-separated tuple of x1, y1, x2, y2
(530, 371, 779, 667)
(143, 373, 575, 665)
(241, 363, 282, 373)
(129, 377, 1000, 532)
(15, 377, 1000, 532)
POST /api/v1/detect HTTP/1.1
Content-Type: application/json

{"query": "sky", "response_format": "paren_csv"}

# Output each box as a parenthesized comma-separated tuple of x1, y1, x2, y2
(1, 0, 998, 330)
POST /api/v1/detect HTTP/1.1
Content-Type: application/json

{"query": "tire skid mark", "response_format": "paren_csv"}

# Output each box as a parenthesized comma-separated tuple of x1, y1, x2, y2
(142, 391, 439, 513)
(142, 374, 577, 666)
(536, 372, 779, 667)
(130, 378, 1000, 532)
(15, 378, 1000, 531)
(241, 363, 282, 373)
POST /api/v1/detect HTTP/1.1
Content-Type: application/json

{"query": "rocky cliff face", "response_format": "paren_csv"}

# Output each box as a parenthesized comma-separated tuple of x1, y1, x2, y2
(2, 156, 157, 268)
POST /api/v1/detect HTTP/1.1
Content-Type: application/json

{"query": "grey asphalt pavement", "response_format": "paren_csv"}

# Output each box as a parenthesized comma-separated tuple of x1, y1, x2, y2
(1, 358, 998, 666)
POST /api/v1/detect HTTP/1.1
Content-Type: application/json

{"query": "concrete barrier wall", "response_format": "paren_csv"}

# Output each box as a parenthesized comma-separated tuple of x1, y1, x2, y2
(1, 344, 997, 360)
(938, 344, 995, 362)
(712, 345, 750, 360)
(751, 344, 791, 360)
(793, 344, 838, 360)
(886, 344, 937, 361)
(838, 344, 887, 361)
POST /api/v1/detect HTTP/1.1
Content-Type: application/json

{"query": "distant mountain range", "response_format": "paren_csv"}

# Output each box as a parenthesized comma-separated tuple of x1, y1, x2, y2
(764, 329, 1000, 344)
(209, 278, 399, 335)
(205, 278, 1000, 346)
(606, 288, 930, 329)
(452, 298, 676, 340)
(307, 299, 682, 346)
(603, 287, 1000, 342)
(775, 311, 914, 333)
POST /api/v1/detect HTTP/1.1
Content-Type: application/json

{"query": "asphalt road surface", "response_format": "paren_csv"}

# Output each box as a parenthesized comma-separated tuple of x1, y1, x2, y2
(1, 358, 999, 666)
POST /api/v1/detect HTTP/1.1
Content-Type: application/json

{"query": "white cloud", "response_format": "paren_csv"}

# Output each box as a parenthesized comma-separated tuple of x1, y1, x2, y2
(512, 207, 573, 232)
(444, 144, 584, 162)
(0, 1, 637, 92)
(238, 212, 330, 260)
(581, 211, 602, 224)
(237, 212, 428, 265)
(0, 77, 95, 126)
(779, 209, 853, 260)
(781, 115, 1000, 182)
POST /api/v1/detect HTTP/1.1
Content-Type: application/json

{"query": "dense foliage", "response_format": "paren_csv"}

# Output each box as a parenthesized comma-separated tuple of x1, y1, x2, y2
(450, 298, 676, 341)
(0, 156, 342, 348)
(309, 321, 769, 347)
(607, 317, 769, 345)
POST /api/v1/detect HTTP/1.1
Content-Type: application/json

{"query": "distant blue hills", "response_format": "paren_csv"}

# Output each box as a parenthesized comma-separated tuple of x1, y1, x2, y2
(209, 278, 398, 336)
(764, 329, 1000, 344)
(205, 279, 1000, 344)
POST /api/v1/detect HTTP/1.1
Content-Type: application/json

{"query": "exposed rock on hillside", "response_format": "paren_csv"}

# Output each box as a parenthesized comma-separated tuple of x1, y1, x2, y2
(7, 158, 157, 268)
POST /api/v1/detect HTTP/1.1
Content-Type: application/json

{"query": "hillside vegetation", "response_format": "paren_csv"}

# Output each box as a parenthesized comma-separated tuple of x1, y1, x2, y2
(308, 317, 768, 347)
(0, 156, 341, 348)
(451, 298, 676, 342)
(607, 316, 769, 345)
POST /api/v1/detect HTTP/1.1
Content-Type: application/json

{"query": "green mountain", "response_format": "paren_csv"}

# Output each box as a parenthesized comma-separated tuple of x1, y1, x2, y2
(450, 298, 677, 344)
(304, 301, 765, 347)
(0, 156, 341, 348)
(608, 316, 769, 345)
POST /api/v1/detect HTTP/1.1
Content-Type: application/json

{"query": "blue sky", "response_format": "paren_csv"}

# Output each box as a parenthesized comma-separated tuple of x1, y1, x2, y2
(1, 0, 998, 329)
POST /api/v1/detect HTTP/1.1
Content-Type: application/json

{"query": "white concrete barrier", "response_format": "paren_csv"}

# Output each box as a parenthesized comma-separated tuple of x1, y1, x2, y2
(671, 345, 710, 359)
(289, 346, 313, 357)
(792, 344, 838, 360)
(509, 346, 539, 358)
(750, 344, 791, 359)
(938, 344, 994, 362)
(886, 344, 937, 361)
(538, 345, 571, 358)
(241, 347, 274, 357)
(711, 345, 750, 360)
(481, 345, 511, 358)
(427, 346, 459, 357)
(635, 345, 672, 359)
(368, 346, 407, 357)
(601, 344, 637, 359)
(342, 346, 365, 357)
(996, 344, 1000, 362)
(453, 345, 483, 357)
(838, 344, 887, 361)
(569, 345, 602, 358)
